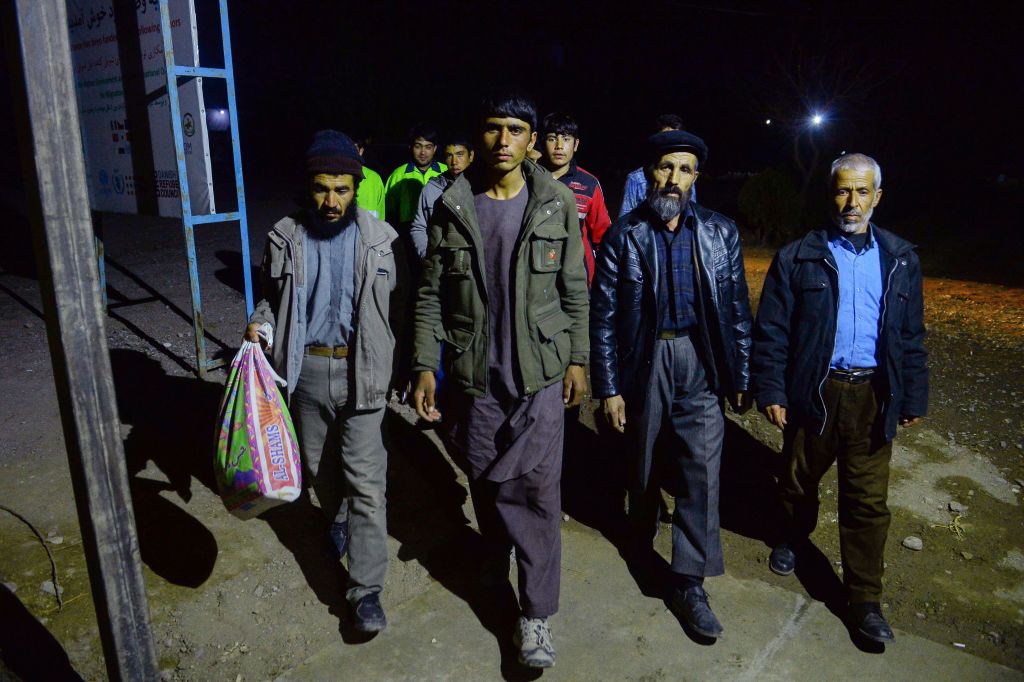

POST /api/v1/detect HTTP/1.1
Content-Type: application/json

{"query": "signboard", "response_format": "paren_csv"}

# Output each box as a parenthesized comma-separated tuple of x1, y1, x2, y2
(68, 0, 215, 216)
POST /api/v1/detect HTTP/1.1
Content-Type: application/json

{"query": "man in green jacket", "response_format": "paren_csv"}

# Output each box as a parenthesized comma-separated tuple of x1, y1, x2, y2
(383, 122, 447, 230)
(412, 92, 588, 669)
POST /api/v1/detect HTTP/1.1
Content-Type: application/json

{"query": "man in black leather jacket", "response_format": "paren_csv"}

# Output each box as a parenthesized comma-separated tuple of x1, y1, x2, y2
(590, 130, 752, 639)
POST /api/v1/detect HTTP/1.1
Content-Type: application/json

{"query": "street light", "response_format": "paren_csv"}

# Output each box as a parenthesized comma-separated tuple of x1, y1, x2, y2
(811, 112, 824, 126)
(765, 118, 772, 125)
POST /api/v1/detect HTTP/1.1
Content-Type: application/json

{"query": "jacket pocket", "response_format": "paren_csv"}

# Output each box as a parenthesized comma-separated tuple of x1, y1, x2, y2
(536, 307, 571, 380)
(439, 233, 472, 277)
(530, 222, 567, 273)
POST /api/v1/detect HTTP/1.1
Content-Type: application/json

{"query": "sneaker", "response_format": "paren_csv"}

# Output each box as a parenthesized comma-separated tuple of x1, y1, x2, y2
(513, 616, 555, 668)
(669, 586, 724, 638)
(351, 593, 387, 633)
(329, 520, 349, 560)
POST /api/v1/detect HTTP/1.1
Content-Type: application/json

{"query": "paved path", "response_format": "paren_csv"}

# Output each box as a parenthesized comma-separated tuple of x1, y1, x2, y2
(282, 522, 1020, 681)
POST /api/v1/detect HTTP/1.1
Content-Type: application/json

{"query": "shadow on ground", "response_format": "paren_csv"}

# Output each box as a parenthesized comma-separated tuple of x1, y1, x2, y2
(111, 349, 222, 587)
(0, 584, 83, 681)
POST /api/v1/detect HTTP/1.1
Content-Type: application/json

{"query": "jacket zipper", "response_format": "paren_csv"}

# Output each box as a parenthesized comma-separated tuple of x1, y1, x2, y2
(816, 257, 840, 436)
(876, 257, 900, 418)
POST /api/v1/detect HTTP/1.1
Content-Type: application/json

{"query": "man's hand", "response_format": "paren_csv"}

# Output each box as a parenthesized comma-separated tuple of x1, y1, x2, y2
(243, 322, 270, 350)
(603, 395, 627, 433)
(733, 391, 753, 414)
(763, 403, 787, 429)
(413, 371, 441, 422)
(899, 415, 923, 428)
(563, 365, 587, 408)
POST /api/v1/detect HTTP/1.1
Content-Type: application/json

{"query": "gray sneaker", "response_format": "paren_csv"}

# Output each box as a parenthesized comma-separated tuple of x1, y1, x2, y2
(513, 616, 555, 668)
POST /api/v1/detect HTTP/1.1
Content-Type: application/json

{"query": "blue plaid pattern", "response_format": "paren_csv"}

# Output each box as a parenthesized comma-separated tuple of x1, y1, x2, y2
(654, 207, 697, 333)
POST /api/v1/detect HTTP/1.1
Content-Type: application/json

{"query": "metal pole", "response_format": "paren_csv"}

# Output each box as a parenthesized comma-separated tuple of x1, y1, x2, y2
(7, 1, 159, 679)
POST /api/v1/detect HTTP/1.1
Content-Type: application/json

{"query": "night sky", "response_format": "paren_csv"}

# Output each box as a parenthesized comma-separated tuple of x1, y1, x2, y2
(3, 1, 1022, 255)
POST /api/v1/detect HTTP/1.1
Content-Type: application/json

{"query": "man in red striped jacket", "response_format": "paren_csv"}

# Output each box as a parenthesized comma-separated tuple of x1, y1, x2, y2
(539, 112, 611, 285)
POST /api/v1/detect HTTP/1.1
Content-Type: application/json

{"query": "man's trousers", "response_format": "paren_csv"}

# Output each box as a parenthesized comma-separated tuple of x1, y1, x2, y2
(781, 377, 893, 604)
(290, 353, 388, 604)
(631, 334, 725, 578)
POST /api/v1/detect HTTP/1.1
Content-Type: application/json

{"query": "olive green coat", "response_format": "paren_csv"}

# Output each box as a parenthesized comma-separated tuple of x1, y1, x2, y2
(412, 160, 589, 396)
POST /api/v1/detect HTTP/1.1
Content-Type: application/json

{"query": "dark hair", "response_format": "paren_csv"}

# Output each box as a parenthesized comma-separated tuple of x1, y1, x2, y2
(477, 90, 538, 132)
(540, 112, 579, 139)
(444, 132, 474, 151)
(409, 122, 440, 145)
(654, 113, 684, 133)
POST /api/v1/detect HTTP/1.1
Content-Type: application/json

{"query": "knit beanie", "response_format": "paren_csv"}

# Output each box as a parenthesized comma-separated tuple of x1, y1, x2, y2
(305, 130, 364, 178)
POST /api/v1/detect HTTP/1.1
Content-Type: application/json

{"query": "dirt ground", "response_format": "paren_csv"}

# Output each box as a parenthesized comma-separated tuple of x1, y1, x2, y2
(0, 207, 1022, 680)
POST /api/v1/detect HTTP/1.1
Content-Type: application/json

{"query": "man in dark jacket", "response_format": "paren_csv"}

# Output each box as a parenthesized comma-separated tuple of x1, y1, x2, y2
(590, 130, 753, 639)
(751, 153, 928, 644)
(412, 91, 588, 669)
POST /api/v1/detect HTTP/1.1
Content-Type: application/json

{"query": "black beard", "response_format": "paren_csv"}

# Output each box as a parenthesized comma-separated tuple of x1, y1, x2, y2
(648, 187, 690, 222)
(306, 201, 358, 240)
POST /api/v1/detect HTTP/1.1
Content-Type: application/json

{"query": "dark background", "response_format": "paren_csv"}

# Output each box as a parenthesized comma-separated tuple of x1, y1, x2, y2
(2, 1, 1022, 280)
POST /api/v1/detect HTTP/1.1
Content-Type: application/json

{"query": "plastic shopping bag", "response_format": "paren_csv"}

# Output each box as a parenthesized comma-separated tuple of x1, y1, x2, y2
(214, 341, 301, 519)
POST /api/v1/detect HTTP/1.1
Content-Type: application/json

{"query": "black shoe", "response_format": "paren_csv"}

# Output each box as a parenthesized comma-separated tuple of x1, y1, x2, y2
(351, 593, 387, 633)
(329, 520, 349, 560)
(848, 602, 894, 643)
(769, 543, 796, 576)
(669, 586, 724, 638)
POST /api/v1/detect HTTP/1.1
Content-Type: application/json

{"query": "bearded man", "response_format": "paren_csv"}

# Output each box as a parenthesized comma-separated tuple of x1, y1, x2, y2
(590, 130, 753, 639)
(244, 130, 405, 633)
(751, 153, 928, 644)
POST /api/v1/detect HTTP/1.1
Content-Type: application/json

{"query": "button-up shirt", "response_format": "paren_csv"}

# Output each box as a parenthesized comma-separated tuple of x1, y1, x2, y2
(827, 227, 883, 369)
(304, 222, 359, 347)
(654, 203, 697, 334)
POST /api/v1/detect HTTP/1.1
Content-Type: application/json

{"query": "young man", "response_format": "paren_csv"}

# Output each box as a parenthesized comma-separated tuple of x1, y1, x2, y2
(412, 92, 588, 668)
(591, 130, 752, 639)
(244, 130, 406, 633)
(619, 114, 689, 217)
(752, 153, 928, 644)
(383, 122, 448, 231)
(538, 112, 611, 285)
(409, 133, 475, 258)
(354, 134, 386, 220)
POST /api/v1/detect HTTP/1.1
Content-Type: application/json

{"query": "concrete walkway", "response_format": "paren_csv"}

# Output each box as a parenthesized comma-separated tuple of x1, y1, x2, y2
(281, 522, 1020, 682)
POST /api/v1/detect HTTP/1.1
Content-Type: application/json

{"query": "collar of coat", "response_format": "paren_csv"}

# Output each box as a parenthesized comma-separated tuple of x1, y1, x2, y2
(795, 223, 916, 261)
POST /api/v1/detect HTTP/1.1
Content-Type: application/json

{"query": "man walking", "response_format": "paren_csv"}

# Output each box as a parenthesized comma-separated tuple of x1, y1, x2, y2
(412, 92, 589, 668)
(244, 130, 405, 633)
(590, 130, 752, 639)
(538, 112, 611, 284)
(409, 133, 475, 258)
(751, 153, 927, 644)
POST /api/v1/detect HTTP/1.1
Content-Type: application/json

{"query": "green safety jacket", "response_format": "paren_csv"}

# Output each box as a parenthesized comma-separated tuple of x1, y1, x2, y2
(384, 160, 447, 225)
(356, 166, 386, 221)
(412, 160, 589, 397)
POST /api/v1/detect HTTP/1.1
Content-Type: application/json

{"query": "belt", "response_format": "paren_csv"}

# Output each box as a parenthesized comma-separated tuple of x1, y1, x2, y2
(305, 345, 349, 359)
(658, 328, 692, 340)
(828, 368, 875, 384)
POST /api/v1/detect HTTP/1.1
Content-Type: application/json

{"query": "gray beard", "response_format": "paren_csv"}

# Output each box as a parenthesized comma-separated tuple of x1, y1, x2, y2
(649, 187, 690, 222)
(835, 207, 873, 234)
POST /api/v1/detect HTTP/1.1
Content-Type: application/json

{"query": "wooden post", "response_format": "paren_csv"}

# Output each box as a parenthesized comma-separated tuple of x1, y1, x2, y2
(6, 1, 159, 679)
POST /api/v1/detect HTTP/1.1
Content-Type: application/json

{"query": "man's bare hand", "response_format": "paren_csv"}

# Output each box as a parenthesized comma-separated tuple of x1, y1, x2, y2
(899, 415, 923, 428)
(413, 371, 441, 422)
(603, 395, 627, 433)
(244, 322, 260, 342)
(563, 365, 587, 408)
(734, 391, 753, 414)
(763, 404, 787, 429)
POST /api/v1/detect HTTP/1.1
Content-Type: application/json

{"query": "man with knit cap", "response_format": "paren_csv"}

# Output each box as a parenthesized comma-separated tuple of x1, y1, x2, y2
(244, 129, 405, 634)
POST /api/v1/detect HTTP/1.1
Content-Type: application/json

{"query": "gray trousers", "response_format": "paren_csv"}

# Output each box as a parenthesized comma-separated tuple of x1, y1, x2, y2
(631, 335, 725, 577)
(290, 353, 388, 603)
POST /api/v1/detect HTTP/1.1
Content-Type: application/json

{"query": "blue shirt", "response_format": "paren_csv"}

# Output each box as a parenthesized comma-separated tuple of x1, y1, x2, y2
(827, 228, 883, 369)
(653, 203, 697, 334)
(619, 167, 697, 218)
(304, 223, 359, 347)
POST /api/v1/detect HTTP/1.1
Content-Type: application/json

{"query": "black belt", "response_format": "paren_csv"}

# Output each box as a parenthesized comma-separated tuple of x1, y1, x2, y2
(305, 345, 349, 359)
(828, 368, 875, 384)
(658, 328, 692, 340)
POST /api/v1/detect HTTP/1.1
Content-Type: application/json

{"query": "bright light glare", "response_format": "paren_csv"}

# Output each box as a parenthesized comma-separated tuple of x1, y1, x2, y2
(811, 113, 824, 126)
(765, 118, 771, 125)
